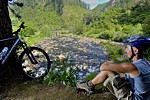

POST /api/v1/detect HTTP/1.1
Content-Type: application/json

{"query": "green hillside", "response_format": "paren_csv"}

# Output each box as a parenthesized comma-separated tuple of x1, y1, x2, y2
(93, 0, 148, 13)
(10, 0, 89, 44)
(92, 2, 109, 13)
(83, 0, 150, 41)
(9, 0, 150, 45)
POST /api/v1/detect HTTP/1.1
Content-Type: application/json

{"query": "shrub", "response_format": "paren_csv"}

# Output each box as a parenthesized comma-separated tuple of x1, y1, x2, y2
(85, 28, 100, 35)
(112, 32, 128, 42)
(97, 31, 113, 39)
(20, 27, 36, 37)
(83, 72, 97, 81)
(43, 55, 80, 87)
(143, 16, 150, 37)
(101, 41, 124, 60)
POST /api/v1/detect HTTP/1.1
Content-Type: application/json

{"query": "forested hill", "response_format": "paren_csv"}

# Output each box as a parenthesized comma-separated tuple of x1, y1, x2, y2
(10, 0, 150, 45)
(12, 0, 87, 15)
(10, 0, 90, 44)
(93, 0, 148, 12)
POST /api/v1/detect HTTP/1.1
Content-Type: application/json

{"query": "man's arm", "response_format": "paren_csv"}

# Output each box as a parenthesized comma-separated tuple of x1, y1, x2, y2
(100, 61, 139, 77)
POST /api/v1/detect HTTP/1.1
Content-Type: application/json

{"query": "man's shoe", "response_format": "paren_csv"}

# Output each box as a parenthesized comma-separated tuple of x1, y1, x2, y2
(76, 81, 93, 94)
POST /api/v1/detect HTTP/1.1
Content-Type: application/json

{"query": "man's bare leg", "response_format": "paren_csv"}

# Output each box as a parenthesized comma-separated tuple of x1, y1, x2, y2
(76, 71, 115, 93)
(92, 71, 115, 85)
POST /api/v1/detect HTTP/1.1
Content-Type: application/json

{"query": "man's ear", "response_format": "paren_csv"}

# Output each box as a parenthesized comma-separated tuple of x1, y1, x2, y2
(134, 47, 139, 54)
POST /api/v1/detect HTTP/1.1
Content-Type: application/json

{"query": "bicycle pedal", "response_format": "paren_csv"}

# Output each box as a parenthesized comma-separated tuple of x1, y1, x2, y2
(50, 60, 54, 64)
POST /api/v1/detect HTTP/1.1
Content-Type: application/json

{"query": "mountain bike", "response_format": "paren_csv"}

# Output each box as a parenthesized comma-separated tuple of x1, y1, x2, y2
(0, 22, 51, 79)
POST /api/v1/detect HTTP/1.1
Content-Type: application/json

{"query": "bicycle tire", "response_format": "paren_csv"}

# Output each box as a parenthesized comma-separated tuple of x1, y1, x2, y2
(19, 47, 50, 79)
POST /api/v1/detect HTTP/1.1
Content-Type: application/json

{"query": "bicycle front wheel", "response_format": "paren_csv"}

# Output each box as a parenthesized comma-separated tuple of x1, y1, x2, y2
(19, 47, 50, 79)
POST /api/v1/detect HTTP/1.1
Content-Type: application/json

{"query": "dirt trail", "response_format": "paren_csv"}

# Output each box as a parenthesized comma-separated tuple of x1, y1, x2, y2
(1, 80, 116, 100)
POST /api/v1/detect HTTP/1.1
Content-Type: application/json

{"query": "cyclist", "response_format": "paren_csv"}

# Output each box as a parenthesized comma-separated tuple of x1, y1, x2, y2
(76, 34, 150, 100)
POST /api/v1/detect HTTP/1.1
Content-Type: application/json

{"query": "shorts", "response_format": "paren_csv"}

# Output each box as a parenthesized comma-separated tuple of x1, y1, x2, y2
(103, 74, 132, 100)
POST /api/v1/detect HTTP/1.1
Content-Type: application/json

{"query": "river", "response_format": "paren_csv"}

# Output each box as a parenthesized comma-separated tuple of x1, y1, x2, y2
(36, 34, 109, 80)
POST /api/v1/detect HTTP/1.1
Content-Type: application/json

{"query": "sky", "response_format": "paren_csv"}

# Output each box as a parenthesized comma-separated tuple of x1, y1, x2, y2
(81, 0, 110, 9)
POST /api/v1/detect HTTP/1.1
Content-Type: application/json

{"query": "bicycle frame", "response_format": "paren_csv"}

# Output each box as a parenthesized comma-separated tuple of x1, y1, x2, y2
(0, 36, 38, 67)
(0, 36, 21, 65)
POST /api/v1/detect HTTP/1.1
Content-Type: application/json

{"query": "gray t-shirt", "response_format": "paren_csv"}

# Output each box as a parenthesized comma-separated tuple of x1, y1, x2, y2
(125, 58, 150, 100)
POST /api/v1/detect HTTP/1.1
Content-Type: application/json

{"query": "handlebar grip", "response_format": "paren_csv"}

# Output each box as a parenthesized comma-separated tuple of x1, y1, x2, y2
(20, 22, 25, 28)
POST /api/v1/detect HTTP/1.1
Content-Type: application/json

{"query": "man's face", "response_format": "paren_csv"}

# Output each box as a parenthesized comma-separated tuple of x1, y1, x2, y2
(124, 45, 133, 58)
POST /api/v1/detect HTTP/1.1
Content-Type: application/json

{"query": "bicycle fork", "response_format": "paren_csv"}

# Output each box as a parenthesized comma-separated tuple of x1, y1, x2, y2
(26, 47, 38, 64)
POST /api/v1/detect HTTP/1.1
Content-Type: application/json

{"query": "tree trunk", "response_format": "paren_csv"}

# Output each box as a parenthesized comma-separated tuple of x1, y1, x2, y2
(0, 0, 22, 85)
(0, 0, 12, 38)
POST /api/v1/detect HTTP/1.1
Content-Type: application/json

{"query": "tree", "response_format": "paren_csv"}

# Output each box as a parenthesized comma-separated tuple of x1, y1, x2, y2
(0, 0, 21, 84)
(0, 0, 12, 38)
(143, 16, 150, 37)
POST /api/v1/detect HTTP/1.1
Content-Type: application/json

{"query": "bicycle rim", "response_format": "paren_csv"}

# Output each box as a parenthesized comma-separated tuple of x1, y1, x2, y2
(19, 47, 50, 79)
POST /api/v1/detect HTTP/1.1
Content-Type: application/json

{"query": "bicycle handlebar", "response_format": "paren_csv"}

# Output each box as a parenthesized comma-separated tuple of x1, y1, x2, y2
(20, 22, 25, 29)
(13, 22, 26, 35)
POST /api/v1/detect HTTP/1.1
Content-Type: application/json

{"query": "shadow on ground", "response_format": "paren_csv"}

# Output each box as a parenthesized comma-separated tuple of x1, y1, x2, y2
(0, 80, 116, 100)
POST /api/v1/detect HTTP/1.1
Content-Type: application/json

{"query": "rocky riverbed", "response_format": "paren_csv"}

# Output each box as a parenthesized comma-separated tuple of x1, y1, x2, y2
(36, 34, 109, 80)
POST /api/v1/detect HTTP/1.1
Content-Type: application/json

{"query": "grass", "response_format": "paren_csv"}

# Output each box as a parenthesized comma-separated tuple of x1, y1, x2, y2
(22, 32, 52, 46)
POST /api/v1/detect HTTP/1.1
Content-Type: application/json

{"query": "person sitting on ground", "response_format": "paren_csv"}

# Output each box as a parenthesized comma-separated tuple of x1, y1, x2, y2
(76, 34, 150, 100)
